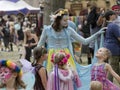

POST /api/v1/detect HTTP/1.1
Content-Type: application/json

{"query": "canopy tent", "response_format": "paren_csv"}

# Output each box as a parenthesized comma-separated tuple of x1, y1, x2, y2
(0, 0, 25, 12)
(0, 0, 40, 15)
(16, 0, 39, 12)
(8, 0, 18, 2)
(15, 0, 40, 14)
(0, 0, 28, 15)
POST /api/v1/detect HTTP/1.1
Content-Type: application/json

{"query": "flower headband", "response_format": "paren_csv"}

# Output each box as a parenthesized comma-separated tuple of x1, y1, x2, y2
(50, 9, 69, 21)
(51, 50, 70, 65)
(0, 60, 22, 77)
(58, 9, 68, 16)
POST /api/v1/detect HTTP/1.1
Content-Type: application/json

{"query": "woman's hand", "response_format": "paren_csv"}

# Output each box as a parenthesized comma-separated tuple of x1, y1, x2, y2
(24, 44, 29, 47)
(97, 27, 107, 34)
(29, 43, 36, 47)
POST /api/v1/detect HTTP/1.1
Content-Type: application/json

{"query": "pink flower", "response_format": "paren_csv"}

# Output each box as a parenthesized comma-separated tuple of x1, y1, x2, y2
(51, 54, 54, 59)
(66, 54, 70, 59)
(51, 59, 54, 63)
(59, 62, 63, 65)
(63, 58, 68, 64)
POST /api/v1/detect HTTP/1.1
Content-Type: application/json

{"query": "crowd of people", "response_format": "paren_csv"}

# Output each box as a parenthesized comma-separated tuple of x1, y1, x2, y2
(0, 4, 120, 90)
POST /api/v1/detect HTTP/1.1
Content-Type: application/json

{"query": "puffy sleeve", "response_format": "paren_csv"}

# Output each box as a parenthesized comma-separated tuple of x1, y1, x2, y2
(37, 28, 47, 47)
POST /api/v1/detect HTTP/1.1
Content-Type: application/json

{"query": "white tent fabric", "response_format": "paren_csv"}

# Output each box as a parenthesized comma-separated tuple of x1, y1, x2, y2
(0, 0, 25, 11)
(16, 0, 39, 11)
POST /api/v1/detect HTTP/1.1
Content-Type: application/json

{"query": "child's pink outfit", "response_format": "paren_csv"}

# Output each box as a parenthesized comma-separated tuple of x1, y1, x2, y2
(47, 68, 81, 90)
(91, 63, 120, 90)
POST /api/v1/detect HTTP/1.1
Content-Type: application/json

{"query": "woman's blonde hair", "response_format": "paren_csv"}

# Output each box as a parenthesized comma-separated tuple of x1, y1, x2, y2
(101, 47, 111, 61)
(90, 81, 103, 90)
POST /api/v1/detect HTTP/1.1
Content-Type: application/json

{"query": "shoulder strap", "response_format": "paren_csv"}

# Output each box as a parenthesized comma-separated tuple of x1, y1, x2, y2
(35, 64, 43, 72)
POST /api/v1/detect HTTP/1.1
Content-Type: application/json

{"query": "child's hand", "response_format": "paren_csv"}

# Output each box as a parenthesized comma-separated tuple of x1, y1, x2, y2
(24, 44, 29, 47)
(73, 71, 81, 88)
(29, 43, 33, 47)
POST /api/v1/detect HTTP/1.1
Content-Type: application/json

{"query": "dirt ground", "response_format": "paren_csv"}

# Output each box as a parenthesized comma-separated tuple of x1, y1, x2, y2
(0, 45, 20, 62)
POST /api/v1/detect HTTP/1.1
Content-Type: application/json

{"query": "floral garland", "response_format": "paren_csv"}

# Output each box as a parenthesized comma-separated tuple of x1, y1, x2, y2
(0, 60, 22, 77)
(51, 50, 70, 65)
(58, 69, 73, 81)
(50, 9, 68, 21)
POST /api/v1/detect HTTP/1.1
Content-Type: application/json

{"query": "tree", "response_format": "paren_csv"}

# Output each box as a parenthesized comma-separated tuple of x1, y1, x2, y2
(43, 0, 66, 25)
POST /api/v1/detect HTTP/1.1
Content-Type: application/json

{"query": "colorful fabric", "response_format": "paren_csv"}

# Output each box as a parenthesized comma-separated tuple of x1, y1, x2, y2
(69, 16, 82, 27)
(91, 64, 120, 90)
(47, 68, 81, 90)
(46, 49, 76, 72)
(19, 59, 35, 90)
(22, 71, 35, 90)
(0, 60, 22, 77)
(37, 25, 106, 90)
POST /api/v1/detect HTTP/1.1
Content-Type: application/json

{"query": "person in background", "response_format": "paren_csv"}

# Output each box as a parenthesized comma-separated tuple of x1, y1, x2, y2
(14, 18, 24, 51)
(1, 24, 10, 52)
(104, 10, 120, 82)
(87, 6, 102, 64)
(24, 28, 38, 61)
(0, 24, 4, 51)
(23, 17, 31, 31)
(112, 5, 120, 27)
(9, 22, 15, 51)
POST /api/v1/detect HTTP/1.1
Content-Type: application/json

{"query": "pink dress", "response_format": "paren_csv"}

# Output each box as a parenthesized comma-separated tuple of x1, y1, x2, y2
(91, 64, 120, 90)
(47, 68, 81, 90)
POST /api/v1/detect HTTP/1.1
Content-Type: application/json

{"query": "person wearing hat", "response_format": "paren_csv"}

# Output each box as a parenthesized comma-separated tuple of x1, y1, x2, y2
(112, 5, 120, 27)
(104, 10, 120, 82)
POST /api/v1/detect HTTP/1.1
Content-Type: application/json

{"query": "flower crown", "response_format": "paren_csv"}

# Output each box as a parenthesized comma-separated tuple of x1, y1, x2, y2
(51, 51, 70, 65)
(58, 9, 68, 16)
(50, 9, 68, 21)
(0, 60, 22, 77)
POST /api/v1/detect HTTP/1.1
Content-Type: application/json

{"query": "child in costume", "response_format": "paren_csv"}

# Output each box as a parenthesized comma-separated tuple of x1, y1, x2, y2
(37, 8, 106, 89)
(90, 81, 103, 90)
(32, 46, 48, 90)
(37, 9, 105, 72)
(47, 51, 81, 90)
(0, 60, 26, 90)
(19, 59, 35, 90)
(91, 47, 120, 90)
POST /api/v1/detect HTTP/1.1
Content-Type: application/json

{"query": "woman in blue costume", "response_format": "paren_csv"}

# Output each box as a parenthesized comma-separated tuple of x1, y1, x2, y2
(37, 9, 104, 90)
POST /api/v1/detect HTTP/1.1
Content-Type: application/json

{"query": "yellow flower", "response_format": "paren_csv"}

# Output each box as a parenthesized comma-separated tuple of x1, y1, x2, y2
(56, 9, 68, 17)
(64, 9, 68, 12)
(59, 11, 64, 14)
